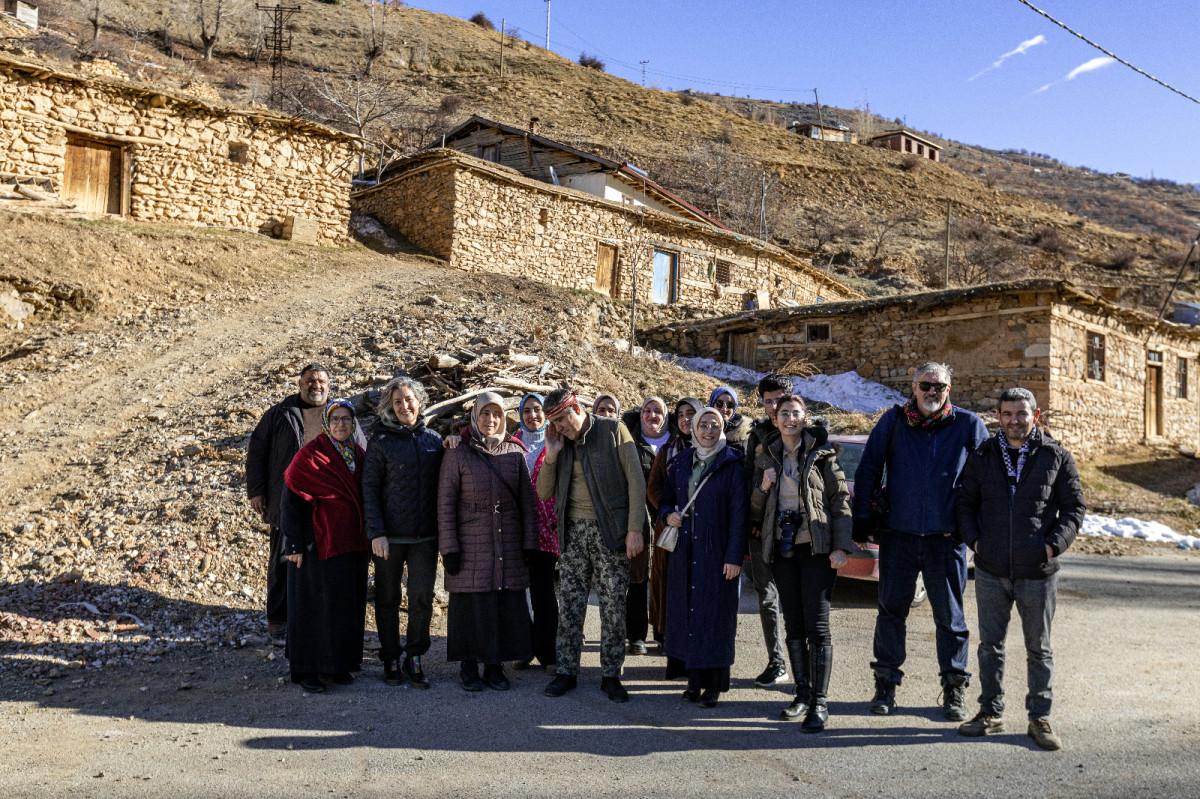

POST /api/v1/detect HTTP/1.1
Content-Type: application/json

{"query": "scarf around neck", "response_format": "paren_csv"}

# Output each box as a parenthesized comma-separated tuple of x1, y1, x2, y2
(903, 397, 954, 430)
(323, 399, 359, 473)
(518, 392, 547, 470)
(999, 427, 1039, 493)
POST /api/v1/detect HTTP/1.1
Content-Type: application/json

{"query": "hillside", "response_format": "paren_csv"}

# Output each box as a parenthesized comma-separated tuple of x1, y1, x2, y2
(6, 0, 1196, 311)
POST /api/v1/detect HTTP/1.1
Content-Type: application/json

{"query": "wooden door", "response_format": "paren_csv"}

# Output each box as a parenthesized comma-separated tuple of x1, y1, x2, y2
(595, 243, 618, 296)
(1146, 365, 1163, 438)
(651, 249, 677, 305)
(63, 137, 123, 215)
(728, 331, 757, 370)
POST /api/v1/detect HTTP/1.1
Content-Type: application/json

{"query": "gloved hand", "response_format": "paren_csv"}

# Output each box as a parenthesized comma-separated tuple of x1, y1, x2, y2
(442, 552, 462, 576)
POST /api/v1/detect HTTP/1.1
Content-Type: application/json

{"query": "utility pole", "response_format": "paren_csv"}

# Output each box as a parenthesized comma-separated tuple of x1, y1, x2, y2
(760, 172, 769, 244)
(813, 88, 824, 131)
(639, 59, 649, 86)
(257, 3, 300, 110)
(499, 18, 505, 77)
(943, 199, 953, 288)
(544, 0, 550, 50)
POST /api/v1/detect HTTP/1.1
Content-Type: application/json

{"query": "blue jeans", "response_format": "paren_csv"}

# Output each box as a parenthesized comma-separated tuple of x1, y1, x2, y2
(872, 530, 969, 685)
(975, 568, 1057, 720)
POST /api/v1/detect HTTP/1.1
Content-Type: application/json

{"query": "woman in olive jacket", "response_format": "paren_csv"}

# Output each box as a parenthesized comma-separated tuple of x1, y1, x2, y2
(750, 394, 852, 732)
(438, 392, 538, 692)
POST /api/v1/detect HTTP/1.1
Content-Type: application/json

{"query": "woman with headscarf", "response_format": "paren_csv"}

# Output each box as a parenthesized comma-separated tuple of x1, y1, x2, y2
(280, 400, 370, 693)
(516, 393, 559, 671)
(620, 396, 670, 655)
(750, 394, 851, 732)
(658, 406, 747, 708)
(708, 386, 752, 452)
(592, 393, 621, 419)
(362, 377, 443, 688)
(646, 397, 703, 651)
(438, 392, 539, 691)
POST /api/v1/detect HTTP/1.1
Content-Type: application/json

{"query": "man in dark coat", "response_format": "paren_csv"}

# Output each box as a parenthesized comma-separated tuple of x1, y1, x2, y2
(246, 363, 330, 638)
(851, 361, 988, 720)
(955, 387, 1084, 751)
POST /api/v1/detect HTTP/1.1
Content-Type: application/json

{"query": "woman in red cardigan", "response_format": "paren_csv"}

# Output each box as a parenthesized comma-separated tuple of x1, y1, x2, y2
(281, 399, 370, 693)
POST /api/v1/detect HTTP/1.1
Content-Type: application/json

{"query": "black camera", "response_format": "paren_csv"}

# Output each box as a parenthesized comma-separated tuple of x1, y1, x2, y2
(777, 510, 802, 557)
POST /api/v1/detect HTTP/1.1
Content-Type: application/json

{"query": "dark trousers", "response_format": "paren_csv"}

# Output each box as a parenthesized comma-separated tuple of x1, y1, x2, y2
(747, 534, 786, 664)
(976, 569, 1057, 719)
(372, 539, 438, 662)
(773, 549, 837, 648)
(267, 524, 287, 624)
(626, 580, 649, 643)
(528, 550, 559, 667)
(872, 530, 970, 685)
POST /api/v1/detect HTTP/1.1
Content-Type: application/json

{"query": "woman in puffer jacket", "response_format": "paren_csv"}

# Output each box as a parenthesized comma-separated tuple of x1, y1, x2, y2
(750, 394, 852, 732)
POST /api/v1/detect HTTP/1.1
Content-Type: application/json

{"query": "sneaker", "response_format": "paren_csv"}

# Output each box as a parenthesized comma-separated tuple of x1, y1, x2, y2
(601, 676, 630, 703)
(1027, 718, 1062, 751)
(382, 659, 404, 686)
(754, 659, 788, 688)
(869, 673, 896, 716)
(958, 712, 1005, 737)
(940, 679, 969, 722)
(543, 674, 577, 697)
(403, 655, 430, 689)
(628, 639, 647, 656)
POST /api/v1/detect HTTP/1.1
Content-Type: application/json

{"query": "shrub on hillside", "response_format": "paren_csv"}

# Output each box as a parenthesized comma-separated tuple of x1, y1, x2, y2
(1102, 247, 1138, 272)
(469, 13, 495, 30)
(900, 154, 923, 172)
(578, 53, 605, 71)
(439, 94, 464, 114)
(1030, 226, 1071, 255)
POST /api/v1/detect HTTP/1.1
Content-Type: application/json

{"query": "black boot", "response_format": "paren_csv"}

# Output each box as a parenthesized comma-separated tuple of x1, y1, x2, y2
(870, 668, 897, 715)
(780, 638, 811, 721)
(801, 645, 832, 733)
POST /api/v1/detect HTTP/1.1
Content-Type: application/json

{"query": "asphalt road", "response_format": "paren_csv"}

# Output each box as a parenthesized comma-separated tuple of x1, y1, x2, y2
(2, 550, 1198, 798)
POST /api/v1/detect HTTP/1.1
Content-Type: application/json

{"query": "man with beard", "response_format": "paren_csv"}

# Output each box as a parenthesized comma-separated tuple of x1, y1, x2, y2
(955, 387, 1083, 750)
(246, 363, 331, 641)
(851, 362, 987, 720)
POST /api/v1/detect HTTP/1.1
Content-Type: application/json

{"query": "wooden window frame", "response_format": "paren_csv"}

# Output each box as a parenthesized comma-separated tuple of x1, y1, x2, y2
(1086, 331, 1106, 382)
(1178, 357, 1189, 400)
(806, 323, 831, 344)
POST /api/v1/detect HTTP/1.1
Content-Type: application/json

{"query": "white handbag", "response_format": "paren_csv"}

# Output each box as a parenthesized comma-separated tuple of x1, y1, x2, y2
(657, 475, 711, 553)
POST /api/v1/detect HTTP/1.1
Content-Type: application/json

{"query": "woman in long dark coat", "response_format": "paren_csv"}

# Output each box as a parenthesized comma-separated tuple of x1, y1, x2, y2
(658, 406, 747, 708)
(281, 399, 370, 693)
(621, 396, 669, 655)
(438, 392, 539, 692)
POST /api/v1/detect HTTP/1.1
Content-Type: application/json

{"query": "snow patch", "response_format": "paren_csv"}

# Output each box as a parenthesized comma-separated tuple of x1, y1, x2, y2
(1081, 514, 1200, 550)
(660, 354, 905, 414)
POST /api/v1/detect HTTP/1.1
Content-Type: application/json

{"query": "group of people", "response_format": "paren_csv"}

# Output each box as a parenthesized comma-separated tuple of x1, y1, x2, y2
(245, 359, 1084, 749)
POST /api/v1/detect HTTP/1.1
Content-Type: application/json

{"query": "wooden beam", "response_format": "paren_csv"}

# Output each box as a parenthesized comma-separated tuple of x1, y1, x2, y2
(15, 109, 164, 146)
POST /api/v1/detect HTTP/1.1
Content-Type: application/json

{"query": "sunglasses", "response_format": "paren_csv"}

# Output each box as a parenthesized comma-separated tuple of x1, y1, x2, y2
(714, 400, 736, 410)
(917, 382, 949, 393)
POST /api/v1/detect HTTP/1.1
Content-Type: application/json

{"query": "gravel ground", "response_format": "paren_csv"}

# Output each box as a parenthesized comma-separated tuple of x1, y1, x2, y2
(1, 550, 1197, 799)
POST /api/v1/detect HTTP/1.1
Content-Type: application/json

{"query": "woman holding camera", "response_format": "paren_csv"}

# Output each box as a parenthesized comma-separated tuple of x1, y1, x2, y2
(658, 406, 746, 708)
(750, 394, 852, 732)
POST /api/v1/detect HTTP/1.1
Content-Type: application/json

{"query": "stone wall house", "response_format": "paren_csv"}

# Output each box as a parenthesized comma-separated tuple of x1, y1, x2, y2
(352, 148, 859, 315)
(0, 52, 357, 245)
(642, 278, 1200, 458)
(869, 129, 941, 162)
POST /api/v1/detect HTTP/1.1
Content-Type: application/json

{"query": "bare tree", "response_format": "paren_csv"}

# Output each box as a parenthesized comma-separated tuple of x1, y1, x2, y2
(850, 101, 884, 142)
(863, 214, 912, 262)
(360, 0, 404, 76)
(85, 0, 107, 43)
(180, 0, 248, 62)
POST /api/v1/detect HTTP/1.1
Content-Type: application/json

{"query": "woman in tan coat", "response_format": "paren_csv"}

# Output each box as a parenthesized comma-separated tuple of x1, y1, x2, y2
(438, 392, 539, 692)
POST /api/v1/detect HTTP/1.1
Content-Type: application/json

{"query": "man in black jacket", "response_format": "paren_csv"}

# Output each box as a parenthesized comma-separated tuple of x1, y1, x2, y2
(246, 364, 331, 639)
(954, 387, 1084, 751)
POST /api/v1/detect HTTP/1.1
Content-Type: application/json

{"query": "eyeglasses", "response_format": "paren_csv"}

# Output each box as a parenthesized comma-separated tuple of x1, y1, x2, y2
(777, 410, 805, 420)
(917, 382, 949, 393)
(696, 422, 722, 432)
(328, 417, 354, 426)
(762, 398, 780, 407)
(714, 400, 736, 410)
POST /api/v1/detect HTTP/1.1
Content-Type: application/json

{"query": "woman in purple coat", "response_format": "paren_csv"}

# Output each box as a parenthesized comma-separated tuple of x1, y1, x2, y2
(658, 406, 747, 708)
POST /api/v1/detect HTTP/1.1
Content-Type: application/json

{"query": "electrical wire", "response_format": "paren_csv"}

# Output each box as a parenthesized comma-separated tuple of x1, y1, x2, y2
(1017, 0, 1200, 105)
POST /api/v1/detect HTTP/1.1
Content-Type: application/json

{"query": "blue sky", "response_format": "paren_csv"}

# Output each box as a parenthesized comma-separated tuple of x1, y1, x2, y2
(413, 0, 1200, 183)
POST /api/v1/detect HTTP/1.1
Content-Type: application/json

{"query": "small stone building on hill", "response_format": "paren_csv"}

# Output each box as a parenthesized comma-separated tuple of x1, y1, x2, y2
(643, 279, 1200, 458)
(352, 147, 860, 315)
(869, 129, 941, 162)
(0, 52, 357, 245)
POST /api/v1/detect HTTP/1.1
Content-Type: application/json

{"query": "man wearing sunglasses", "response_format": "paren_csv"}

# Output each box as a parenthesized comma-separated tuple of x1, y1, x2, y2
(851, 362, 988, 721)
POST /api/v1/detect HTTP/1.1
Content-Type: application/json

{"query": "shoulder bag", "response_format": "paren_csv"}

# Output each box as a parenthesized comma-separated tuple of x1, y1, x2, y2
(658, 474, 712, 553)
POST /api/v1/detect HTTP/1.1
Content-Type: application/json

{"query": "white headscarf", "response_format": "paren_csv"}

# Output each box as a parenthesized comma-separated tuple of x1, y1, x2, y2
(690, 407, 728, 461)
(470, 391, 508, 454)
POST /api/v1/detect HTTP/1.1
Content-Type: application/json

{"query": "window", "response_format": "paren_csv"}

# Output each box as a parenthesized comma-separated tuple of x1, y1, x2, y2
(479, 144, 499, 162)
(807, 323, 831, 343)
(715, 260, 732, 286)
(904, 139, 913, 153)
(1148, 350, 1163, 363)
(228, 142, 249, 164)
(1179, 357, 1189, 400)
(917, 144, 925, 156)
(1087, 332, 1106, 381)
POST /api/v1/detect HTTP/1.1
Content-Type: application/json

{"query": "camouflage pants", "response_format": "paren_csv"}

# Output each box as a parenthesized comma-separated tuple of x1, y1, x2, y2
(556, 518, 630, 678)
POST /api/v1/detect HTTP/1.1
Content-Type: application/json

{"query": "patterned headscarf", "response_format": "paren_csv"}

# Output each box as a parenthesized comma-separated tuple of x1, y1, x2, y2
(691, 407, 728, 461)
(323, 399, 358, 473)
(519, 393, 547, 471)
(546, 391, 580, 419)
(470, 391, 508, 454)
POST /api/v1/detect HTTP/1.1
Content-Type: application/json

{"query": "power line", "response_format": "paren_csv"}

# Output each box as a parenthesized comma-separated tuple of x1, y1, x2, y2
(1016, 0, 1200, 105)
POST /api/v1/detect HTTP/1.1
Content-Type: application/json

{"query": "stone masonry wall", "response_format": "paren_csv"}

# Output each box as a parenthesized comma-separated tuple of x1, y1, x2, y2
(351, 154, 855, 314)
(0, 63, 353, 245)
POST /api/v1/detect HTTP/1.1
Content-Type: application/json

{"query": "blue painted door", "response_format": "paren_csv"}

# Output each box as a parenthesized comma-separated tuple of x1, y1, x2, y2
(652, 249, 675, 304)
